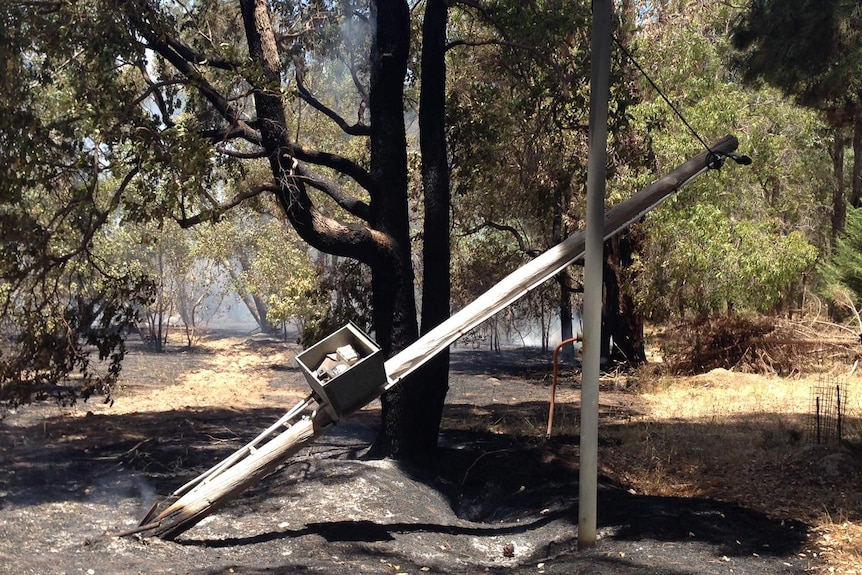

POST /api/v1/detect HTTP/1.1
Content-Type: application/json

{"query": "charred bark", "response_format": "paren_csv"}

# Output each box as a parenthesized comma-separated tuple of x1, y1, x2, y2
(601, 231, 646, 367)
(406, 0, 452, 458)
(368, 0, 427, 458)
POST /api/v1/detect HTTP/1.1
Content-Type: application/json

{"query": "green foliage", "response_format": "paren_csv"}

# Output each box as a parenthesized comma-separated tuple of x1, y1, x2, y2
(819, 207, 862, 311)
(205, 210, 320, 331)
(446, 0, 600, 337)
(0, 1, 342, 401)
(297, 258, 373, 349)
(626, 2, 827, 319)
(732, 0, 862, 111)
(0, 268, 153, 407)
(633, 202, 817, 319)
(0, 1, 160, 405)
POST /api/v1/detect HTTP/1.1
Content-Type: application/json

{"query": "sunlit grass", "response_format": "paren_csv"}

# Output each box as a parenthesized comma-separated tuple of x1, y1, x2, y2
(597, 366, 862, 574)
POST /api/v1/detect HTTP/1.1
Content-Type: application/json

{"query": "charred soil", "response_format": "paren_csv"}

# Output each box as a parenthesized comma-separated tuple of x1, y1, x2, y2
(0, 332, 845, 574)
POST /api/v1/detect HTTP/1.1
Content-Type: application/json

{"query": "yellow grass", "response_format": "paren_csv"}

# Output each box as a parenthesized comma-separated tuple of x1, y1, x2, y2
(600, 366, 862, 574)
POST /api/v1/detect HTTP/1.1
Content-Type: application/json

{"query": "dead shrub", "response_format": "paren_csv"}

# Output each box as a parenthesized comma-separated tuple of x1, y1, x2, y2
(654, 316, 860, 376)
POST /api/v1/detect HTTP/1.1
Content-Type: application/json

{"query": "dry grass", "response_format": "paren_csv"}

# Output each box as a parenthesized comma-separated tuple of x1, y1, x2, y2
(92, 332, 307, 415)
(587, 365, 862, 574)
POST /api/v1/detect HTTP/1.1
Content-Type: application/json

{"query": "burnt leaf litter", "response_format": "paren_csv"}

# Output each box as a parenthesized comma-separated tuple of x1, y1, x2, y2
(0, 342, 813, 575)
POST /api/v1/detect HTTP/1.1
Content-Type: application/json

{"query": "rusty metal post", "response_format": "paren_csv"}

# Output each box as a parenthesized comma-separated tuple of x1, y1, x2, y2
(547, 336, 581, 438)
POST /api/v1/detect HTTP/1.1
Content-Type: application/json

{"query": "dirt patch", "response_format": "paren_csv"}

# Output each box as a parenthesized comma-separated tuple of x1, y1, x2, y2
(0, 334, 826, 574)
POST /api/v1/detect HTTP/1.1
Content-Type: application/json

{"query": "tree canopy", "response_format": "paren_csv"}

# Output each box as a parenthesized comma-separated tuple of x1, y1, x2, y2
(0, 0, 852, 457)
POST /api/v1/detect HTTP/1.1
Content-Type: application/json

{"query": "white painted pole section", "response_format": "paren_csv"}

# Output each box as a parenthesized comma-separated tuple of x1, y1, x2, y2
(579, 0, 612, 550)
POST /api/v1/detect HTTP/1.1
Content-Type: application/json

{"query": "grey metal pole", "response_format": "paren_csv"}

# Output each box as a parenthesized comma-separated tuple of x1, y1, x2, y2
(579, 0, 612, 550)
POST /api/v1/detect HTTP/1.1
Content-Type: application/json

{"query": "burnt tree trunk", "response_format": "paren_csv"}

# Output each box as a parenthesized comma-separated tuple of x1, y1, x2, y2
(240, 0, 448, 460)
(367, 0, 415, 357)
(370, 0, 427, 458)
(397, 0, 451, 458)
(239, 0, 426, 456)
(601, 231, 646, 367)
(377, 0, 451, 459)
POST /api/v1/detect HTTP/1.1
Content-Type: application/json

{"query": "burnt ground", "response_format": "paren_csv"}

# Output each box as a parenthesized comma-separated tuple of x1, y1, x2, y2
(0, 341, 813, 575)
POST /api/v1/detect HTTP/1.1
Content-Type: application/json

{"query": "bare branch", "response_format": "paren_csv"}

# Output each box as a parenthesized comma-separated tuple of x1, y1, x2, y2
(294, 71, 371, 136)
(290, 145, 377, 196)
(214, 145, 268, 159)
(294, 164, 369, 221)
(176, 183, 277, 228)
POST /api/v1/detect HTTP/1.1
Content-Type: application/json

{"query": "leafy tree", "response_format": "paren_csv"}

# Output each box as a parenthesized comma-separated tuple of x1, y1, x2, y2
(732, 0, 862, 236)
(0, 2, 154, 405)
(202, 204, 319, 336)
(450, 1, 648, 364)
(624, 1, 825, 320)
(1, 0, 458, 458)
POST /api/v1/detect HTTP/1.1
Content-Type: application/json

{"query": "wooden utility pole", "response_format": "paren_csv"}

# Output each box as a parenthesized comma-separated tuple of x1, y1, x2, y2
(126, 135, 740, 540)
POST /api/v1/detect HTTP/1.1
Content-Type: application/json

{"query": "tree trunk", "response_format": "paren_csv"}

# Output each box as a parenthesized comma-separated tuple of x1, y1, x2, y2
(394, 0, 451, 460)
(553, 172, 576, 361)
(852, 108, 862, 208)
(602, 232, 646, 367)
(369, 0, 425, 458)
(558, 273, 576, 356)
(832, 128, 847, 241)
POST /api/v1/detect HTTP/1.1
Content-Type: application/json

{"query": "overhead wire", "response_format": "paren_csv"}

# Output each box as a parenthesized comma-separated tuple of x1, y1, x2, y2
(613, 36, 751, 168)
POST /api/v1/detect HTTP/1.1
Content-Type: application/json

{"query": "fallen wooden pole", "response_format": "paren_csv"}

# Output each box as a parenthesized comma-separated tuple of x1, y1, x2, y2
(383, 135, 740, 384)
(125, 135, 740, 540)
(172, 394, 316, 497)
(131, 408, 331, 540)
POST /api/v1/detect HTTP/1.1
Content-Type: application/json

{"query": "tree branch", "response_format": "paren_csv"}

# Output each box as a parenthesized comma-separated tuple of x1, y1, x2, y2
(214, 145, 268, 159)
(272, 176, 394, 264)
(461, 219, 542, 257)
(447, 1, 567, 81)
(294, 164, 370, 221)
(285, 144, 375, 195)
(134, 9, 261, 146)
(176, 183, 277, 228)
(162, 33, 239, 71)
(294, 71, 371, 136)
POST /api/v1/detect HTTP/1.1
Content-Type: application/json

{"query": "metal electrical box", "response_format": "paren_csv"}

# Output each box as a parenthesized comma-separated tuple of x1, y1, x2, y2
(296, 323, 387, 421)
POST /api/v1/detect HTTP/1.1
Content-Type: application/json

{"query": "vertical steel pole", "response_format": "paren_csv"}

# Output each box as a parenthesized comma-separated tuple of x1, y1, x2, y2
(579, 0, 612, 550)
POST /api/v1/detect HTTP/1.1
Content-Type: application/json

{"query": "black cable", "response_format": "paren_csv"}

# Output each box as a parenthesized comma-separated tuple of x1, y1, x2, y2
(613, 37, 751, 168)
(613, 36, 713, 153)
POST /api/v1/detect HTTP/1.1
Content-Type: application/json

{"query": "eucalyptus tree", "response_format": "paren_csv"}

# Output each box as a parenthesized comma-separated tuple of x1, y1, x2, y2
(732, 0, 862, 237)
(2, 0, 456, 458)
(626, 1, 825, 319)
(446, 0, 651, 363)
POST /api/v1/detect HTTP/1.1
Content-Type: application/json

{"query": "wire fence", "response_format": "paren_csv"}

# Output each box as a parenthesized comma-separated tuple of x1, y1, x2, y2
(807, 375, 862, 445)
